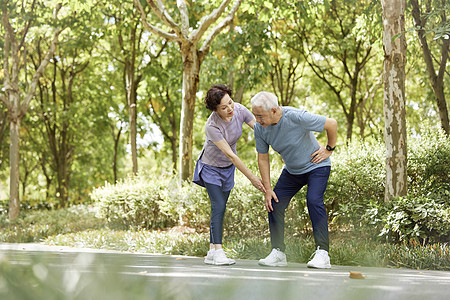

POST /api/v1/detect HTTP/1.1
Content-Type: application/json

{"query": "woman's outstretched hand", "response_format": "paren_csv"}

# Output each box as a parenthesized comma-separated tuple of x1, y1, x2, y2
(250, 176, 266, 193)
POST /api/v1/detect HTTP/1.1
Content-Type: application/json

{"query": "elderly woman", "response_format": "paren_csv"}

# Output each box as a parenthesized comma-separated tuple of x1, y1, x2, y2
(193, 84, 265, 265)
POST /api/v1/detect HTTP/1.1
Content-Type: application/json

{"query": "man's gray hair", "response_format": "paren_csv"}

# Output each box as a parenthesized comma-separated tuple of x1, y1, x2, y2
(250, 91, 279, 111)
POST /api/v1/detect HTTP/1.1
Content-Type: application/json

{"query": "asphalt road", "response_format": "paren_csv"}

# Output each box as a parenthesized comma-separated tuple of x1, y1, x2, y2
(0, 243, 449, 300)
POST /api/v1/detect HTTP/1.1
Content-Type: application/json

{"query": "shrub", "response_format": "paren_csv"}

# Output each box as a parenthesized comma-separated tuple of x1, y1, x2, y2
(0, 205, 103, 242)
(91, 175, 177, 230)
(367, 195, 450, 243)
(325, 139, 385, 228)
(407, 126, 450, 200)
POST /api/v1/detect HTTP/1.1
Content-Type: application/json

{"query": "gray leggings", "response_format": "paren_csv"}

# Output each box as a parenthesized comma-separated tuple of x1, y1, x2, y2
(204, 182, 231, 244)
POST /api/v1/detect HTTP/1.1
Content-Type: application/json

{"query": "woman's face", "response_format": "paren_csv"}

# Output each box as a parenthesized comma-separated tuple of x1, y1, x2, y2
(215, 94, 235, 120)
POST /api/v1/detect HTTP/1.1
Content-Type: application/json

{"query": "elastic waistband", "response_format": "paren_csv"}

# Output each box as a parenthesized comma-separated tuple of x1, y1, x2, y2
(216, 164, 233, 169)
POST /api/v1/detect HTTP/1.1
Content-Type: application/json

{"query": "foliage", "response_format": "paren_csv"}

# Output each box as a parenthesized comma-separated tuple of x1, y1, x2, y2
(0, 205, 104, 243)
(376, 195, 450, 243)
(325, 138, 386, 228)
(0, 0, 446, 209)
(91, 175, 177, 230)
(361, 127, 450, 243)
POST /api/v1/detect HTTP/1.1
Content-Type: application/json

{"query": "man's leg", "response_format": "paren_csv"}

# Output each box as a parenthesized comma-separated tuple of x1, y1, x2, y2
(270, 169, 305, 251)
(306, 166, 331, 252)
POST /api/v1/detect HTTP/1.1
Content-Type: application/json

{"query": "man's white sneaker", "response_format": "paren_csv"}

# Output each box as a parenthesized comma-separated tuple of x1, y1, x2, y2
(204, 249, 215, 265)
(307, 246, 331, 269)
(213, 249, 236, 265)
(258, 248, 287, 267)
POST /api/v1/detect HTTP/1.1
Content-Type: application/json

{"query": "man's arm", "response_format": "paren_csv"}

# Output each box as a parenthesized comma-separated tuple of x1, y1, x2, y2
(311, 117, 338, 164)
(258, 152, 279, 212)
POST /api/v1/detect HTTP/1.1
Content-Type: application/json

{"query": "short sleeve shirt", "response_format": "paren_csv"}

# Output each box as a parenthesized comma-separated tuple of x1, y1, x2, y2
(201, 102, 254, 167)
(254, 107, 331, 174)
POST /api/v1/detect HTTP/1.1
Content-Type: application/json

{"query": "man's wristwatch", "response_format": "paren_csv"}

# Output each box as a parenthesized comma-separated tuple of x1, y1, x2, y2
(326, 145, 336, 151)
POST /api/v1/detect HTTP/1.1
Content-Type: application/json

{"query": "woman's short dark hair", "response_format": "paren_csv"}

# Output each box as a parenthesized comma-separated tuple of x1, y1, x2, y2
(204, 84, 232, 111)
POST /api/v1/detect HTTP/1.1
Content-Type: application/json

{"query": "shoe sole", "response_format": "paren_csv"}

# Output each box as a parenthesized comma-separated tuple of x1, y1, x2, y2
(214, 261, 236, 266)
(307, 264, 331, 269)
(258, 261, 287, 267)
(204, 259, 214, 265)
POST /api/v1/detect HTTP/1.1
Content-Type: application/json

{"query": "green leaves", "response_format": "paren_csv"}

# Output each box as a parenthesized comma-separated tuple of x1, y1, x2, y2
(379, 195, 450, 243)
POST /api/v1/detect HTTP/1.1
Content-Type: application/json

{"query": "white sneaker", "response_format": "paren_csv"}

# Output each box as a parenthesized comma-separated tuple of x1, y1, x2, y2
(307, 246, 331, 269)
(204, 249, 215, 265)
(213, 249, 236, 265)
(258, 248, 287, 267)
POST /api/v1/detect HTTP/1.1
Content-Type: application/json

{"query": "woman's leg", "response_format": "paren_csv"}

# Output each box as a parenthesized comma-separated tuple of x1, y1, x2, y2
(204, 182, 231, 248)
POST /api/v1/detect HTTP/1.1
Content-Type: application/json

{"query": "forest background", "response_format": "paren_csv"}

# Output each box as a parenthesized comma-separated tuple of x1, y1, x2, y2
(0, 0, 449, 270)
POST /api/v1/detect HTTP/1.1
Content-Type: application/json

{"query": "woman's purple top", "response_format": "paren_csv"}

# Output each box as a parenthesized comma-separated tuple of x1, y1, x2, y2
(193, 103, 254, 191)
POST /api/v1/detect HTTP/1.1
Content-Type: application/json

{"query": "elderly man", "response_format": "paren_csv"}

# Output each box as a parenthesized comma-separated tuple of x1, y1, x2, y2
(251, 91, 337, 268)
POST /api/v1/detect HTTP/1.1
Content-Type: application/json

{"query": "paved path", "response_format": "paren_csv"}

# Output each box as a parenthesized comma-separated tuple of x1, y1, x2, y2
(0, 243, 449, 300)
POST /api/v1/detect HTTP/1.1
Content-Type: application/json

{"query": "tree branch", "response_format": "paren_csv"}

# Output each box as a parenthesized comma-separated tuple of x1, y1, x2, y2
(177, 0, 189, 37)
(20, 4, 64, 116)
(133, 0, 180, 41)
(18, 0, 37, 50)
(2, 7, 19, 97)
(191, 0, 232, 41)
(437, 38, 449, 82)
(199, 0, 241, 53)
(146, 0, 182, 35)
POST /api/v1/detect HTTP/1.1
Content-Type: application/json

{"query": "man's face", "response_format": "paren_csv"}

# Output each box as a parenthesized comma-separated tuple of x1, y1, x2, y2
(252, 106, 276, 127)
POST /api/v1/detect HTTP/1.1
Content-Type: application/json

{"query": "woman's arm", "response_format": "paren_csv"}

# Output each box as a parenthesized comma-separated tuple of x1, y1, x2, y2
(257, 152, 278, 212)
(213, 139, 265, 193)
(246, 119, 256, 130)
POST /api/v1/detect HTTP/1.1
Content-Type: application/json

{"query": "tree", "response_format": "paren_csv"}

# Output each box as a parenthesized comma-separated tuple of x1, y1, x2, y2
(292, 0, 381, 141)
(410, 0, 449, 135)
(381, 0, 408, 202)
(144, 44, 182, 171)
(0, 108, 8, 171)
(102, 1, 167, 175)
(0, 2, 64, 219)
(32, 46, 89, 207)
(134, 0, 242, 182)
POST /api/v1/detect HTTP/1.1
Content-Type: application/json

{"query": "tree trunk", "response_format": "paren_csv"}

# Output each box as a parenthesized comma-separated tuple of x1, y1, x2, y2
(381, 0, 408, 202)
(125, 61, 139, 175)
(113, 126, 122, 183)
(171, 121, 178, 172)
(9, 114, 20, 219)
(434, 79, 450, 135)
(410, 0, 450, 135)
(179, 43, 201, 182)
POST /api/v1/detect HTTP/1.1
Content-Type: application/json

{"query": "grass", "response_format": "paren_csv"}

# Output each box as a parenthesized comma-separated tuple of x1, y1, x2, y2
(0, 205, 449, 271)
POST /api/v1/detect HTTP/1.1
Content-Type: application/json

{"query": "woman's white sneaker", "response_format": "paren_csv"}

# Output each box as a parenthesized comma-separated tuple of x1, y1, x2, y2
(213, 249, 236, 265)
(258, 248, 287, 267)
(204, 249, 215, 265)
(306, 246, 331, 269)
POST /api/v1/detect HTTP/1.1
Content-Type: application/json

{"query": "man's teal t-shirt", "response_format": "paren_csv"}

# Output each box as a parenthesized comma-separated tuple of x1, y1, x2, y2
(254, 107, 331, 175)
